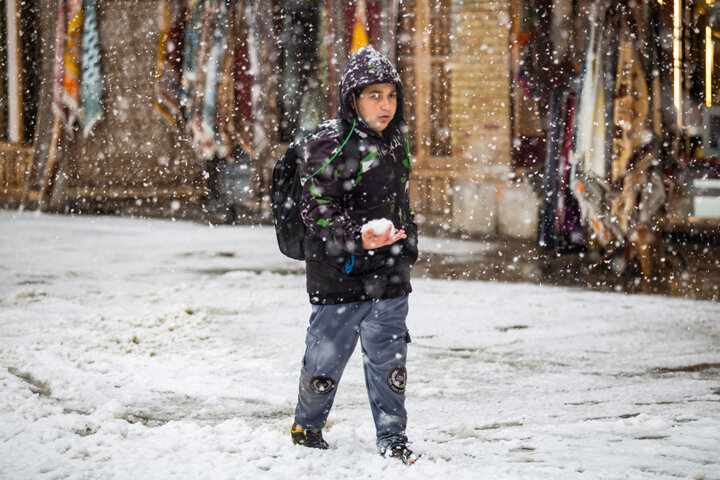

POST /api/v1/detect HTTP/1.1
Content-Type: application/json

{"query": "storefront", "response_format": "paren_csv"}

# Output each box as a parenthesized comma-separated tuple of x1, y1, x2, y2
(0, 0, 521, 231)
(1, 0, 717, 252)
(510, 0, 720, 278)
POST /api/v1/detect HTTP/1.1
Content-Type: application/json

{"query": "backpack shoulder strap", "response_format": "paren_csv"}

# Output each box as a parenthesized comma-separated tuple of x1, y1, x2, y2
(300, 118, 357, 185)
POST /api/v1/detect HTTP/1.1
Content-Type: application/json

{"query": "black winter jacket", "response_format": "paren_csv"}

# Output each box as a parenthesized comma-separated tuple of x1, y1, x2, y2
(299, 47, 418, 305)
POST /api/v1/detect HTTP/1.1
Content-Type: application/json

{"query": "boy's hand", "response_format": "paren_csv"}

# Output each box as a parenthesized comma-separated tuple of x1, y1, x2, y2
(361, 226, 406, 250)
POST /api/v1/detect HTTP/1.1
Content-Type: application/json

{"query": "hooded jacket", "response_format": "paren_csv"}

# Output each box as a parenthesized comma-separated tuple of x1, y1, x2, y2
(299, 47, 418, 305)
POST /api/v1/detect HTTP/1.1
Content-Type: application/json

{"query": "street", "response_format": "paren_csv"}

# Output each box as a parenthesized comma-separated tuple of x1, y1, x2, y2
(1, 211, 719, 479)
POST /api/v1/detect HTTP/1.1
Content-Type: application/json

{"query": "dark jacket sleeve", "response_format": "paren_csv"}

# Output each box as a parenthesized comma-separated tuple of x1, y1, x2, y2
(299, 135, 365, 255)
(402, 219, 419, 261)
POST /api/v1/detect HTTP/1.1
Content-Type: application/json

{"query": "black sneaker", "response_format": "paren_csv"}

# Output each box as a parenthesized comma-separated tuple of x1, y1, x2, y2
(381, 443, 418, 465)
(291, 422, 329, 450)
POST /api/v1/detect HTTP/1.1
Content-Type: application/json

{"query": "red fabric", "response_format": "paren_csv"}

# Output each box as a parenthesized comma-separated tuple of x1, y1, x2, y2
(234, 22, 252, 126)
(367, 1, 380, 50)
(345, 1, 381, 53)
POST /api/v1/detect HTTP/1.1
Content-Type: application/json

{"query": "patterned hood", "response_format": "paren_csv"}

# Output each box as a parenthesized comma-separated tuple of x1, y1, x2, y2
(338, 46, 405, 131)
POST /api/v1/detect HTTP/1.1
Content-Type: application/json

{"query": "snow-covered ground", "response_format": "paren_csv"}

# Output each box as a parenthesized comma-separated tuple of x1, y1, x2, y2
(1, 210, 719, 480)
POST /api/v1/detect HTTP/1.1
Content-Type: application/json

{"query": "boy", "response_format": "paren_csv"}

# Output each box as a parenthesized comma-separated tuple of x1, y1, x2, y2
(290, 46, 419, 464)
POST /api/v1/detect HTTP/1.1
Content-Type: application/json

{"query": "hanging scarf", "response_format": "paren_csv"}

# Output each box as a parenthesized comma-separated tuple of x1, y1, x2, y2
(199, 0, 228, 158)
(52, 0, 67, 121)
(181, 0, 204, 128)
(188, 0, 215, 152)
(351, 0, 369, 54)
(216, 1, 255, 159)
(62, 0, 83, 133)
(81, 0, 102, 137)
(232, 2, 254, 157)
(155, 0, 186, 126)
(570, 2, 617, 245)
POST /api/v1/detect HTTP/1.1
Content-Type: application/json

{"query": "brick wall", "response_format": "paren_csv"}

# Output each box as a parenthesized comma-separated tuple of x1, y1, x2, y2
(448, 1, 540, 238)
(450, 0, 512, 177)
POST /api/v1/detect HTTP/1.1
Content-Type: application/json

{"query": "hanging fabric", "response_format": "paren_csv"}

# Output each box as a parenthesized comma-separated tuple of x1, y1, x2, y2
(539, 90, 585, 251)
(558, 94, 584, 246)
(312, 2, 330, 123)
(570, 1, 619, 246)
(282, 0, 325, 139)
(300, 1, 330, 136)
(181, 0, 203, 127)
(197, 0, 228, 158)
(216, 0, 254, 159)
(187, 0, 212, 142)
(568, 0, 683, 280)
(539, 89, 567, 249)
(52, 0, 68, 122)
(187, 0, 211, 152)
(216, 1, 239, 158)
(246, 0, 281, 160)
(232, 2, 254, 156)
(351, 0, 370, 54)
(62, 0, 83, 133)
(81, 0, 102, 137)
(154, 0, 187, 126)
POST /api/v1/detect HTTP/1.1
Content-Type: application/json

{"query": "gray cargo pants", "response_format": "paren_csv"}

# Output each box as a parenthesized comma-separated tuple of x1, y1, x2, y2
(294, 294, 410, 450)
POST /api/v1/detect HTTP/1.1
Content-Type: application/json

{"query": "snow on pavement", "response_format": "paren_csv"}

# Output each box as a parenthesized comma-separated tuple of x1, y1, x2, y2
(1, 210, 719, 479)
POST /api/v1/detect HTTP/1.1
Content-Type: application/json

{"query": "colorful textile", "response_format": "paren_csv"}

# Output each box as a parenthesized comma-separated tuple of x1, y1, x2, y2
(570, 2, 616, 246)
(351, 0, 369, 54)
(215, 4, 236, 157)
(52, 0, 67, 121)
(178, 0, 259, 160)
(216, 1, 254, 159)
(81, 0, 102, 137)
(187, 0, 214, 152)
(231, 2, 254, 156)
(199, 0, 228, 158)
(62, 0, 83, 133)
(570, 1, 676, 249)
(180, 0, 203, 125)
(154, 0, 186, 126)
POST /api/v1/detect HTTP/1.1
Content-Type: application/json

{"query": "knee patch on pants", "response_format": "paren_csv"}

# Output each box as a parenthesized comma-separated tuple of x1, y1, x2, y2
(310, 376, 336, 394)
(387, 366, 407, 394)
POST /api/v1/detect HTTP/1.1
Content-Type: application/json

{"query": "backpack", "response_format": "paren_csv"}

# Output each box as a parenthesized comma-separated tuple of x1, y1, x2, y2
(271, 119, 357, 260)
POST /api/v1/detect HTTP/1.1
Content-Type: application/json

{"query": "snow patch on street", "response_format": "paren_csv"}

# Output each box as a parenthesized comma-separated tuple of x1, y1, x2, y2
(1, 211, 719, 479)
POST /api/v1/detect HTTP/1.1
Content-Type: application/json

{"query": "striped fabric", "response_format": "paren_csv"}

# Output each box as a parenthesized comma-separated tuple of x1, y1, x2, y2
(81, 0, 103, 137)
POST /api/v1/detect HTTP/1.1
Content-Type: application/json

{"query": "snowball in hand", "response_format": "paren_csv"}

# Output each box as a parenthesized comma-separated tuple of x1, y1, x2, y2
(361, 218, 395, 236)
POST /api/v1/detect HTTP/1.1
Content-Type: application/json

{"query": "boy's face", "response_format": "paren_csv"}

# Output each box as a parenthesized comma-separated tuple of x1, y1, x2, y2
(353, 83, 397, 135)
